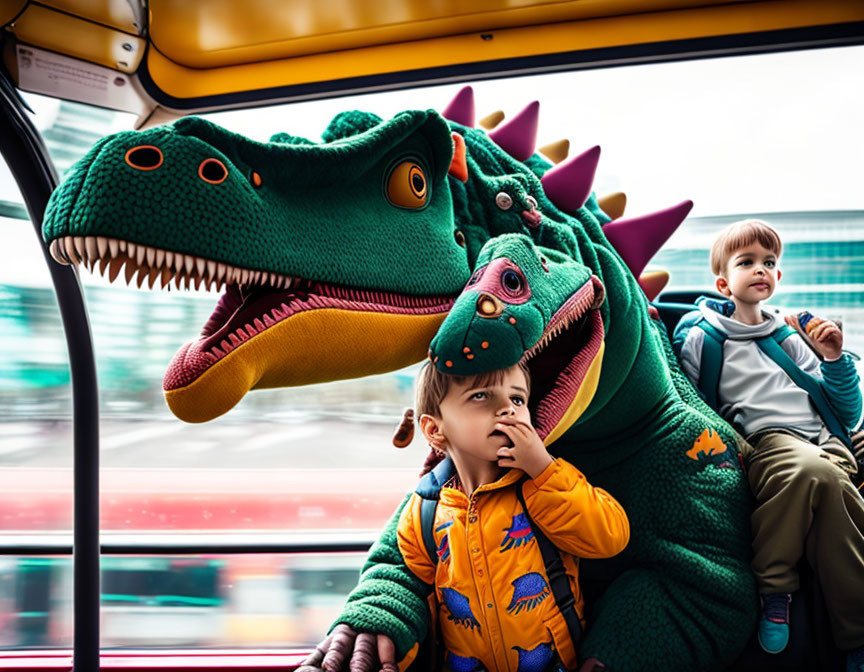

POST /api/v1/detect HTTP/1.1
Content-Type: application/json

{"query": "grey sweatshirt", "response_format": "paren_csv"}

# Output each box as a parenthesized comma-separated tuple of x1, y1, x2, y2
(678, 303, 860, 439)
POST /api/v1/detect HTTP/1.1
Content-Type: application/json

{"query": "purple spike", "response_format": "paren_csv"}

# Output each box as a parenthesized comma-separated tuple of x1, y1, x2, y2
(603, 200, 693, 278)
(540, 145, 600, 212)
(441, 86, 475, 127)
(488, 101, 539, 161)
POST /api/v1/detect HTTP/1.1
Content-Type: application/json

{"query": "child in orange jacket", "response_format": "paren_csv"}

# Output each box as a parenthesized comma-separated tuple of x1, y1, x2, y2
(397, 360, 630, 672)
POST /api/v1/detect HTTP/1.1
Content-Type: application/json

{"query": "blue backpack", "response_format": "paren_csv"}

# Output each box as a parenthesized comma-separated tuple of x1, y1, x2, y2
(671, 299, 852, 449)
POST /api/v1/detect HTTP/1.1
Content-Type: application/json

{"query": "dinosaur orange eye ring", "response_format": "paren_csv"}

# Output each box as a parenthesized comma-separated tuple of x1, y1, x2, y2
(125, 145, 163, 171)
(199, 158, 228, 184)
(387, 160, 427, 208)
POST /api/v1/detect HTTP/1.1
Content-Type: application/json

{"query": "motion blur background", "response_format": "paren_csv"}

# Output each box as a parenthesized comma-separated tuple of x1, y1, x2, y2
(1, 45, 862, 649)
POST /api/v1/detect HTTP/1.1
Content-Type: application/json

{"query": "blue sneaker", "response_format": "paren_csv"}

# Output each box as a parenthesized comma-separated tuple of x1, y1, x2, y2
(758, 593, 791, 654)
(847, 645, 864, 672)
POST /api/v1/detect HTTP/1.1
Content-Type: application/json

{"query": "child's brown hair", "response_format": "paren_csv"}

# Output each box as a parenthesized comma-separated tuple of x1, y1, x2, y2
(415, 360, 531, 418)
(709, 219, 782, 276)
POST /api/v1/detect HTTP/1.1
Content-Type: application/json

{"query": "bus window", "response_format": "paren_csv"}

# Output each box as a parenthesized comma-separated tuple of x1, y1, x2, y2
(1, 44, 861, 652)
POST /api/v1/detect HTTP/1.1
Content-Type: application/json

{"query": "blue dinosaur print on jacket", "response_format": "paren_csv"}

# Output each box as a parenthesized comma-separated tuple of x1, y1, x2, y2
(440, 587, 481, 631)
(506, 572, 550, 615)
(500, 512, 535, 552)
(436, 520, 453, 562)
(445, 651, 487, 672)
(513, 642, 555, 672)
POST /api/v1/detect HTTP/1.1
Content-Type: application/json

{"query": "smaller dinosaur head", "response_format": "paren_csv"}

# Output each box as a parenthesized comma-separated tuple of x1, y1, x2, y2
(428, 234, 605, 445)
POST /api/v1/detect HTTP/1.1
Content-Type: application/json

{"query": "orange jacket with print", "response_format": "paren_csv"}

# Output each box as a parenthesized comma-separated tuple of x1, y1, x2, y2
(396, 458, 629, 672)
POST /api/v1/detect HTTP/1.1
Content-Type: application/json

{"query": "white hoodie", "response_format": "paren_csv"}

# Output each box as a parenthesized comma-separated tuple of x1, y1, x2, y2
(678, 303, 825, 439)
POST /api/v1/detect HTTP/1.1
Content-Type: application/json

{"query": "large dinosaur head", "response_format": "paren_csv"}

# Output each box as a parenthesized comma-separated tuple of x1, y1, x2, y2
(42, 110, 471, 421)
(42, 86, 688, 430)
(429, 234, 605, 445)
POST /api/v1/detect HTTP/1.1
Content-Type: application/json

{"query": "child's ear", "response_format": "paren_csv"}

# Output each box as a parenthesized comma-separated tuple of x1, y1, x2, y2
(777, 269, 782, 282)
(715, 276, 731, 297)
(419, 414, 447, 449)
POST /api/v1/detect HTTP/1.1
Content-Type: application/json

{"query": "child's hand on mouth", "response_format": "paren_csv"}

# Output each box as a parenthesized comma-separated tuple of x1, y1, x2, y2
(494, 417, 554, 479)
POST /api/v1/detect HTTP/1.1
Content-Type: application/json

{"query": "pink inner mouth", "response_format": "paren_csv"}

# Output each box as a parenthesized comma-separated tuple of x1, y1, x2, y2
(163, 282, 456, 391)
(532, 310, 604, 439)
(521, 277, 606, 440)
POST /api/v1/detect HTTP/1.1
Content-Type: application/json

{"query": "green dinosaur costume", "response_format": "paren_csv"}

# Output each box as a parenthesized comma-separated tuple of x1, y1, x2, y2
(41, 87, 757, 670)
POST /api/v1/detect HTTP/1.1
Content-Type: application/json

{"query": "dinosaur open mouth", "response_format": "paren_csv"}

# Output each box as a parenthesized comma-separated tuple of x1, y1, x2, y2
(164, 281, 455, 390)
(47, 236, 456, 391)
(522, 276, 605, 439)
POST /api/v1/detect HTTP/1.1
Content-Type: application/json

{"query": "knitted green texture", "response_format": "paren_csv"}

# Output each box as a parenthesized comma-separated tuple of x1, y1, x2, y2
(43, 110, 469, 296)
(42, 108, 757, 669)
(332, 495, 433, 650)
(429, 234, 594, 375)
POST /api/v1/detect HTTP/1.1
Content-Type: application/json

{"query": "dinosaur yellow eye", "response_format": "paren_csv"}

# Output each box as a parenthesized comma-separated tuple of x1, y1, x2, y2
(387, 161, 427, 208)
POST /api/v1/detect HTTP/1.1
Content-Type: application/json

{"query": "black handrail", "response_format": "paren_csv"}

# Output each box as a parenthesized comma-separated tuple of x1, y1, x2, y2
(0, 71, 101, 671)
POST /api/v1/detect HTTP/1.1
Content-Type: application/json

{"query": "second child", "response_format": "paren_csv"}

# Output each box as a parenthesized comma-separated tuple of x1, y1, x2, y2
(674, 219, 864, 671)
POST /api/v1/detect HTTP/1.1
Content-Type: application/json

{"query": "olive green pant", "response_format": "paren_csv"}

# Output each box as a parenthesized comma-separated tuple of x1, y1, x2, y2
(743, 427, 864, 650)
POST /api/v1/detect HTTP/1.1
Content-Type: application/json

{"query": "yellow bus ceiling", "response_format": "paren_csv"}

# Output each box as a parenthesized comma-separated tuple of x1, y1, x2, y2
(144, 0, 864, 100)
(147, 0, 749, 69)
(40, 0, 142, 34)
(3, 0, 862, 104)
(9, 3, 145, 73)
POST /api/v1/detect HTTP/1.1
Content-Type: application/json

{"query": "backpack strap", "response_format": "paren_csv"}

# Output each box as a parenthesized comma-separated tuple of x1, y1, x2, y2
(756, 330, 852, 448)
(695, 319, 726, 412)
(416, 457, 456, 565)
(515, 479, 583, 649)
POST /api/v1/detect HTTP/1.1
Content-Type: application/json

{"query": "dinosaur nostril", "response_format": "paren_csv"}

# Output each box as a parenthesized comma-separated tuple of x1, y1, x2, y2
(199, 158, 228, 184)
(476, 293, 504, 318)
(125, 145, 163, 171)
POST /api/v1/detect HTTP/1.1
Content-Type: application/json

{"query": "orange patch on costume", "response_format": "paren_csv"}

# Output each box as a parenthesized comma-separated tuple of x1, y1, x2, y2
(686, 428, 728, 461)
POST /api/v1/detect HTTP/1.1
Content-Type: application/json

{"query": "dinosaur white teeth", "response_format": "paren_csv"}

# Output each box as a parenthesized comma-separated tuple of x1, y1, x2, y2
(53, 239, 67, 264)
(49, 240, 67, 265)
(135, 245, 146, 266)
(127, 242, 136, 259)
(145, 246, 155, 267)
(96, 236, 108, 258)
(195, 257, 205, 278)
(108, 238, 119, 257)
